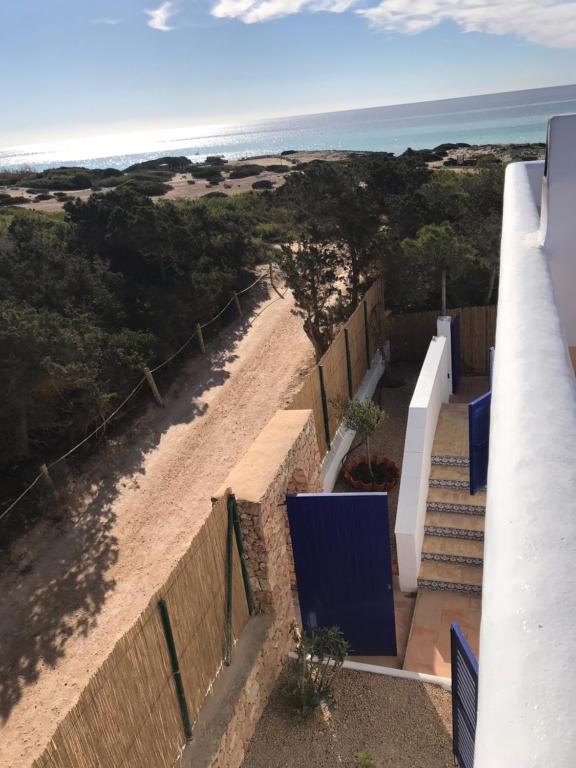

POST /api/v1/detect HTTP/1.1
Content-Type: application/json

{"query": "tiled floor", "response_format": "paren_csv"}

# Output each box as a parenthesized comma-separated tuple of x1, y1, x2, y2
(403, 591, 481, 678)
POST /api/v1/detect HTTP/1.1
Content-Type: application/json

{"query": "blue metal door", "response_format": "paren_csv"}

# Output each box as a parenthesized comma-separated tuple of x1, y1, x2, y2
(286, 493, 396, 656)
(451, 315, 461, 393)
(451, 622, 479, 768)
(468, 392, 491, 495)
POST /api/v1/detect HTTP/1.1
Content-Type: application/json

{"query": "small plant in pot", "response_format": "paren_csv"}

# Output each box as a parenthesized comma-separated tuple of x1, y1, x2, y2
(340, 399, 399, 492)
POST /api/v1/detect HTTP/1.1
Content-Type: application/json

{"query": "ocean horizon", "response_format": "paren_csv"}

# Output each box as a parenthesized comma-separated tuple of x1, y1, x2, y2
(2, 83, 576, 172)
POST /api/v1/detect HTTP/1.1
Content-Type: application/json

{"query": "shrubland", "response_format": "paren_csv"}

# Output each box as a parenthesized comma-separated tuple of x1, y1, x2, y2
(0, 148, 505, 520)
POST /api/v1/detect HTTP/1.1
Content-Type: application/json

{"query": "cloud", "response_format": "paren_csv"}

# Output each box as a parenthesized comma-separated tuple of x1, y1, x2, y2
(210, 0, 576, 47)
(359, 0, 576, 48)
(212, 0, 358, 23)
(146, 1, 177, 31)
(91, 17, 121, 25)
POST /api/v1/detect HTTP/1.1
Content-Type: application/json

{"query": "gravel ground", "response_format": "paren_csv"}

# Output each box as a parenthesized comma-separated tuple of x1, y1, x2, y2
(242, 667, 453, 768)
(335, 361, 420, 562)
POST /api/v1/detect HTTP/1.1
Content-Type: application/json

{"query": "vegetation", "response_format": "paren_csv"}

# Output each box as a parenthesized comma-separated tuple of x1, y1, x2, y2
(340, 399, 386, 477)
(0, 145, 509, 524)
(285, 623, 349, 717)
(355, 753, 375, 768)
(0, 188, 265, 486)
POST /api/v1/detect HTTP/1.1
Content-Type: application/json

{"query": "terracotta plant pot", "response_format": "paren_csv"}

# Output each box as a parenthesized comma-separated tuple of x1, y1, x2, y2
(343, 454, 400, 493)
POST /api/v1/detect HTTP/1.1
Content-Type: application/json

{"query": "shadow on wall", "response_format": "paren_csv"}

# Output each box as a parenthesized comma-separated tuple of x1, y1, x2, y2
(0, 280, 271, 724)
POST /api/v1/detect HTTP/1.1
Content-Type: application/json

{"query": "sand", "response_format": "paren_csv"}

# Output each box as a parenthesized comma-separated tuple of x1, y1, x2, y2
(242, 667, 453, 768)
(0, 276, 314, 768)
(1, 151, 353, 213)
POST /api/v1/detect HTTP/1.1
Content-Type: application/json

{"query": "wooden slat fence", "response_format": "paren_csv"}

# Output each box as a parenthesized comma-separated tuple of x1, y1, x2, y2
(33, 491, 249, 768)
(388, 305, 497, 375)
(288, 279, 387, 456)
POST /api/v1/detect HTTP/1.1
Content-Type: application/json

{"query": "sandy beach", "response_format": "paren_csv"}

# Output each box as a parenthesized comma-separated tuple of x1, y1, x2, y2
(0, 144, 545, 214)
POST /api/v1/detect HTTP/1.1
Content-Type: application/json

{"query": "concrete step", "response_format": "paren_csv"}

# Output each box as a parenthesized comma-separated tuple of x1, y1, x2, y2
(422, 535, 484, 565)
(426, 488, 486, 517)
(430, 465, 470, 483)
(424, 510, 484, 541)
(429, 464, 470, 490)
(418, 560, 483, 594)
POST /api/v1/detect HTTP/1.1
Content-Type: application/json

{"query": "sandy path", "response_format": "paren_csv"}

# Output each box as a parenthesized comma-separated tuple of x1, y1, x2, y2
(0, 280, 313, 768)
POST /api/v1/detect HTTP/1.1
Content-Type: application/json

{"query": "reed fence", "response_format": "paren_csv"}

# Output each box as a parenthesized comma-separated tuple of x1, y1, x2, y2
(288, 279, 387, 456)
(388, 304, 497, 375)
(33, 491, 250, 768)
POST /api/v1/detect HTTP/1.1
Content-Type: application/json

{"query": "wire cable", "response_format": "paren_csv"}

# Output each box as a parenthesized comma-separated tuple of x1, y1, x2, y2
(0, 269, 275, 523)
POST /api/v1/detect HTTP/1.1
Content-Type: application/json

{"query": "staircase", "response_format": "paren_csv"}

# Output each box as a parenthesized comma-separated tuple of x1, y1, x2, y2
(418, 404, 485, 594)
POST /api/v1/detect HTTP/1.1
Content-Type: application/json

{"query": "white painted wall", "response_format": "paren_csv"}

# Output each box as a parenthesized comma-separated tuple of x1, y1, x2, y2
(320, 352, 386, 492)
(475, 150, 576, 765)
(540, 114, 576, 345)
(395, 336, 450, 593)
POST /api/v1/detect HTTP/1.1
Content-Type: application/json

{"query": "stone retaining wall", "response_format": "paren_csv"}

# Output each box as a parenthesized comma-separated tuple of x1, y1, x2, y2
(193, 409, 321, 768)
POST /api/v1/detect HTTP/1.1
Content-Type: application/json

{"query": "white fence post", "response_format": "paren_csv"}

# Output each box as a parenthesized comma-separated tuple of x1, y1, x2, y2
(436, 316, 453, 396)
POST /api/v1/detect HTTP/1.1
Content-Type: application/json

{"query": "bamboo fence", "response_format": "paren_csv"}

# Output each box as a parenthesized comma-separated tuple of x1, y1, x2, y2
(33, 491, 249, 768)
(288, 279, 387, 456)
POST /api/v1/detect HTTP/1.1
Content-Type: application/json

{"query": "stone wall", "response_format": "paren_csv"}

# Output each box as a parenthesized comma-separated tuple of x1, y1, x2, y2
(184, 409, 321, 768)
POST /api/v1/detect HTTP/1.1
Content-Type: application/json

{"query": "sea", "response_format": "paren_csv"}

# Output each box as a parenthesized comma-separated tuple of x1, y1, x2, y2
(2, 84, 576, 172)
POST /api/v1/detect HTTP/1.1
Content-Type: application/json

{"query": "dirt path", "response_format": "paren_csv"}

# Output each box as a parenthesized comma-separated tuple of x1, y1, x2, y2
(0, 279, 313, 768)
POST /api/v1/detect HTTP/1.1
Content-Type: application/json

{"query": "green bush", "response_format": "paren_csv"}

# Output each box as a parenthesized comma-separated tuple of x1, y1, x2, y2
(190, 165, 224, 182)
(284, 624, 349, 717)
(0, 193, 27, 207)
(228, 165, 263, 179)
(252, 179, 273, 190)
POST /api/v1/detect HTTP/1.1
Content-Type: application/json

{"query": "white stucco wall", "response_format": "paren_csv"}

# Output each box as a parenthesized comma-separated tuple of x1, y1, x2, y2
(540, 114, 576, 345)
(475, 158, 576, 767)
(395, 336, 450, 593)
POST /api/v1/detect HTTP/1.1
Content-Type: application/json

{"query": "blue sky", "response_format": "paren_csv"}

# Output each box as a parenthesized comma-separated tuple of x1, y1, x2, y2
(1, 0, 576, 146)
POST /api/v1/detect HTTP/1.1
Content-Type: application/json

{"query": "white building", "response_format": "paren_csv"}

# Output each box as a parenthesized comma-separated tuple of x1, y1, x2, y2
(475, 114, 576, 766)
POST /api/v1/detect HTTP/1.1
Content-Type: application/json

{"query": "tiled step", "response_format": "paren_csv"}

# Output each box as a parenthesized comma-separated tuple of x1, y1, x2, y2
(418, 561, 483, 594)
(424, 510, 484, 541)
(429, 464, 470, 490)
(431, 454, 470, 468)
(427, 487, 486, 514)
(430, 465, 470, 482)
(422, 535, 484, 566)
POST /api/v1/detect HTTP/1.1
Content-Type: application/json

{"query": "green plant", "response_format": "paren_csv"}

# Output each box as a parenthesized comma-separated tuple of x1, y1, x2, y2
(285, 623, 349, 717)
(340, 399, 386, 478)
(356, 751, 375, 768)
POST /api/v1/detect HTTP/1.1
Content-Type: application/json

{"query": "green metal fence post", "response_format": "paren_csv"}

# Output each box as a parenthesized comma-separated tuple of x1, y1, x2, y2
(158, 599, 193, 742)
(225, 498, 234, 666)
(363, 300, 371, 369)
(344, 328, 353, 399)
(229, 494, 256, 616)
(318, 365, 331, 450)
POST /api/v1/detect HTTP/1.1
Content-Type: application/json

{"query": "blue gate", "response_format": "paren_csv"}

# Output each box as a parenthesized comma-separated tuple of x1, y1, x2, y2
(451, 622, 479, 768)
(286, 493, 396, 656)
(451, 315, 461, 393)
(468, 391, 491, 495)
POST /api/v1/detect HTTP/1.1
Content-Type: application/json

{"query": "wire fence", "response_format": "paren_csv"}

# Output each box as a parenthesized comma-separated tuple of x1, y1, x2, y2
(0, 269, 273, 526)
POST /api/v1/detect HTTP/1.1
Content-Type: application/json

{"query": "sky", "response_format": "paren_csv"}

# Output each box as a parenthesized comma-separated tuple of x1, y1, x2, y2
(1, 0, 576, 147)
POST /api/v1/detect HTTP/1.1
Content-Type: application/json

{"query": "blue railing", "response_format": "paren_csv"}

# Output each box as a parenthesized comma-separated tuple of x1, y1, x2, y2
(451, 622, 479, 768)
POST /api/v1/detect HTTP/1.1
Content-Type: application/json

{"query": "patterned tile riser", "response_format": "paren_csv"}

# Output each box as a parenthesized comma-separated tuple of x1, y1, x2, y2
(424, 525, 484, 541)
(426, 501, 485, 516)
(417, 579, 482, 594)
(429, 479, 470, 489)
(431, 455, 470, 467)
(422, 552, 483, 566)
